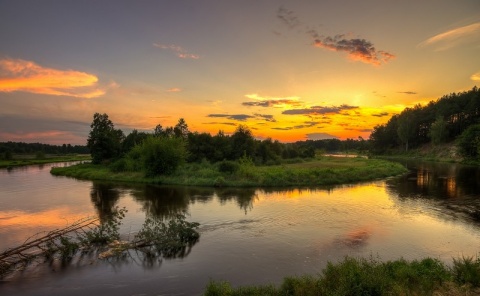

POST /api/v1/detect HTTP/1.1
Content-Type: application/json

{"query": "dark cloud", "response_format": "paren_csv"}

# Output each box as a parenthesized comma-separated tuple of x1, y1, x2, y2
(313, 34, 395, 66)
(277, 6, 301, 29)
(306, 133, 338, 140)
(345, 128, 373, 132)
(397, 91, 417, 95)
(254, 113, 276, 122)
(207, 114, 254, 121)
(271, 121, 320, 130)
(242, 99, 301, 108)
(372, 112, 389, 117)
(277, 7, 395, 66)
(203, 122, 237, 126)
(282, 104, 358, 115)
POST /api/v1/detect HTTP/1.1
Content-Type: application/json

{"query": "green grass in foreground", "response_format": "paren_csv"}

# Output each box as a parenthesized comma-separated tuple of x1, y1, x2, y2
(0, 154, 91, 168)
(50, 157, 408, 187)
(204, 255, 480, 296)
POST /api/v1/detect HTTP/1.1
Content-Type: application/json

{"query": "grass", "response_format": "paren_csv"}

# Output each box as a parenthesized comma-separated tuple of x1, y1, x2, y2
(0, 154, 91, 168)
(204, 255, 480, 296)
(50, 156, 408, 187)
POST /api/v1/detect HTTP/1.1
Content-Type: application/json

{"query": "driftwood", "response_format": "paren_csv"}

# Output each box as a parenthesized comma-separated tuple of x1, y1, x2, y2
(0, 216, 99, 276)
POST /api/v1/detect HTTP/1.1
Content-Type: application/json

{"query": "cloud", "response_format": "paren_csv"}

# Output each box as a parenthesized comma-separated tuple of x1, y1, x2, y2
(277, 7, 394, 66)
(277, 6, 301, 29)
(167, 87, 181, 92)
(397, 91, 417, 95)
(0, 58, 108, 98)
(207, 114, 254, 121)
(419, 22, 480, 51)
(306, 133, 338, 140)
(154, 43, 200, 59)
(242, 94, 302, 108)
(254, 113, 276, 122)
(313, 34, 395, 66)
(203, 122, 237, 126)
(371, 112, 389, 117)
(272, 121, 320, 131)
(471, 72, 480, 81)
(282, 104, 358, 115)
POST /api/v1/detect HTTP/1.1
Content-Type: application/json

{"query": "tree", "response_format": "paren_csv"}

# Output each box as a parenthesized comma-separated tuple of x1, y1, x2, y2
(140, 136, 187, 176)
(174, 118, 189, 139)
(230, 125, 255, 160)
(87, 113, 124, 164)
(428, 116, 448, 145)
(457, 123, 480, 160)
(397, 109, 416, 151)
(153, 124, 164, 137)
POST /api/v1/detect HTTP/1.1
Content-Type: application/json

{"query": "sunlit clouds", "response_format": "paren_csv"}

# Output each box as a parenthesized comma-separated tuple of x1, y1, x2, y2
(242, 94, 302, 108)
(277, 7, 395, 66)
(167, 87, 182, 92)
(471, 72, 480, 81)
(312, 35, 395, 66)
(419, 22, 480, 51)
(0, 58, 108, 98)
(153, 43, 200, 59)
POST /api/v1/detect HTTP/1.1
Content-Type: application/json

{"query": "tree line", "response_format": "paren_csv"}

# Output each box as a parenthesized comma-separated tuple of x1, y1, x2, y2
(0, 142, 89, 159)
(87, 113, 317, 176)
(369, 86, 480, 159)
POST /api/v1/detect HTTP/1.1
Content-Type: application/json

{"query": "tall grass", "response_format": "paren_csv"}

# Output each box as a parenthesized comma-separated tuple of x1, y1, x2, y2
(51, 157, 407, 187)
(204, 255, 480, 296)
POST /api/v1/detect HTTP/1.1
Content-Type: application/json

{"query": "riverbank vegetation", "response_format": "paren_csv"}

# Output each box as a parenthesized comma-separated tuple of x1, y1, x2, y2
(0, 154, 91, 168)
(369, 87, 480, 164)
(204, 255, 480, 295)
(51, 113, 406, 186)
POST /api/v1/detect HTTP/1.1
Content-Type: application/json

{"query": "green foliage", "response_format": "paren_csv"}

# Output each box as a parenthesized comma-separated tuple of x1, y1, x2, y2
(457, 123, 480, 160)
(140, 136, 187, 176)
(80, 207, 127, 246)
(3, 150, 12, 160)
(429, 116, 448, 145)
(217, 160, 239, 174)
(35, 151, 45, 159)
(134, 214, 200, 258)
(452, 256, 480, 287)
(87, 113, 125, 164)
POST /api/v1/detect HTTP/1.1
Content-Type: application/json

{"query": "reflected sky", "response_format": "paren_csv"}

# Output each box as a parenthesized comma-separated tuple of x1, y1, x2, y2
(1, 161, 480, 295)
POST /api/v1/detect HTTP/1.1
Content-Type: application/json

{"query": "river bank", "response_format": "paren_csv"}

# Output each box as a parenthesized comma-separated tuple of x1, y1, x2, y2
(0, 154, 91, 168)
(50, 156, 408, 187)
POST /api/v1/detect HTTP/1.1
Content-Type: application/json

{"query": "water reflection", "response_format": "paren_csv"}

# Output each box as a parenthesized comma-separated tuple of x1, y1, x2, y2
(387, 160, 480, 224)
(90, 182, 122, 223)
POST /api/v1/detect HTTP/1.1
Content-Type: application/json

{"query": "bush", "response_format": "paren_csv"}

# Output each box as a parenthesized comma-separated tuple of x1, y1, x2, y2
(140, 136, 187, 177)
(217, 160, 239, 174)
(457, 124, 480, 160)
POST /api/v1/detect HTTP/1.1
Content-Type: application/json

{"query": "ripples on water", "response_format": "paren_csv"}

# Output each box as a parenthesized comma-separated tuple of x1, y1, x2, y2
(0, 161, 479, 295)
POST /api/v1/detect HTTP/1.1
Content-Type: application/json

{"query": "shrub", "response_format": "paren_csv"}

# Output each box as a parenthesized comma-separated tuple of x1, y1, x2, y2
(217, 160, 239, 174)
(139, 136, 187, 177)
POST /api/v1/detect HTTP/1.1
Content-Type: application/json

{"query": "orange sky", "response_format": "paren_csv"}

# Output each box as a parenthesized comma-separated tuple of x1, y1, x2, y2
(0, 1, 479, 144)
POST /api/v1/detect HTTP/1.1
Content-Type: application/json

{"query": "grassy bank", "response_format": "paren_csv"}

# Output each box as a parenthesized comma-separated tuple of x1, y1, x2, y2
(204, 255, 480, 296)
(0, 154, 91, 168)
(50, 156, 407, 187)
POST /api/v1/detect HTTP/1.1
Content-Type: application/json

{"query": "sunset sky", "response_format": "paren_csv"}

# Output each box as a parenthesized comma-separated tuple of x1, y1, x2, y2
(1, 0, 479, 145)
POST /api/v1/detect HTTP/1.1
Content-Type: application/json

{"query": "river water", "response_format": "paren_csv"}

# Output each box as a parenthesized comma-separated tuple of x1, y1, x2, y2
(0, 160, 479, 295)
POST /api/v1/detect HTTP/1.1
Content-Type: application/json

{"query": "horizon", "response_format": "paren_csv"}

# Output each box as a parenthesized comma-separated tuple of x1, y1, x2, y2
(1, 1, 479, 145)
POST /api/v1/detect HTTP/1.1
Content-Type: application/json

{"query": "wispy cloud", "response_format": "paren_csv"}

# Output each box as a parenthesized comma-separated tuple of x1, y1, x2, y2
(207, 114, 254, 121)
(419, 22, 480, 51)
(166, 87, 181, 92)
(312, 34, 395, 66)
(277, 6, 301, 29)
(306, 133, 338, 140)
(271, 121, 320, 131)
(0, 58, 109, 98)
(203, 122, 237, 126)
(397, 91, 417, 95)
(153, 43, 200, 59)
(277, 7, 395, 66)
(471, 71, 480, 81)
(254, 113, 276, 122)
(371, 112, 389, 117)
(282, 104, 358, 115)
(242, 93, 302, 108)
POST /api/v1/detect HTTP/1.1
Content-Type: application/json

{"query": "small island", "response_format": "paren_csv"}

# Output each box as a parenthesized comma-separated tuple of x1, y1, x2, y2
(50, 113, 407, 187)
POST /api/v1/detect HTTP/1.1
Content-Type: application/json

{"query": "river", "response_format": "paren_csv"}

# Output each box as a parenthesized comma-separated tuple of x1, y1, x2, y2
(0, 160, 479, 295)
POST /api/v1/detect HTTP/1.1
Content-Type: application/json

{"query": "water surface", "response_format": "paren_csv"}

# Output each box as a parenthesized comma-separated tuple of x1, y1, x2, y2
(0, 161, 479, 295)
